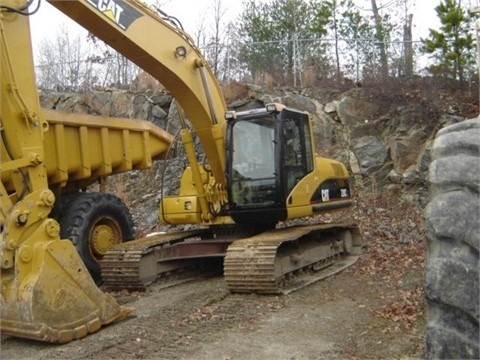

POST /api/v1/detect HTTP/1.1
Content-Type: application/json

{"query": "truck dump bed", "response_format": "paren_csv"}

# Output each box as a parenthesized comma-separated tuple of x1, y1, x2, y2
(2, 109, 174, 193)
(43, 109, 174, 190)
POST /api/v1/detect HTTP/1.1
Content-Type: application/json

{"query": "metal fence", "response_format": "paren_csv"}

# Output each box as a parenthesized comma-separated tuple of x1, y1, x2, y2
(34, 37, 472, 91)
(205, 38, 442, 84)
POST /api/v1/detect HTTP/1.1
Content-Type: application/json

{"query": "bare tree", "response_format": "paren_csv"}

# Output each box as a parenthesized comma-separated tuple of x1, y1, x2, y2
(194, 15, 207, 49)
(208, 0, 227, 77)
(370, 0, 389, 78)
(403, 13, 413, 77)
(396, 0, 414, 78)
(87, 34, 138, 89)
(35, 24, 96, 91)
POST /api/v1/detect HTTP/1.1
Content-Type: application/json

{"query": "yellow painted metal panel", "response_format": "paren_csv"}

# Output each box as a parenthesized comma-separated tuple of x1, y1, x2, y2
(39, 109, 173, 190)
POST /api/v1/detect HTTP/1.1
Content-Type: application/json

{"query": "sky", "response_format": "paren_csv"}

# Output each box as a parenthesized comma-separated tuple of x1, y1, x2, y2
(29, 0, 444, 54)
(29, 0, 244, 51)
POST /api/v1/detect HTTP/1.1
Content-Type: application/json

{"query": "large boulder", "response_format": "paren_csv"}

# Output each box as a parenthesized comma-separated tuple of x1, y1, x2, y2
(351, 136, 390, 176)
(336, 91, 380, 127)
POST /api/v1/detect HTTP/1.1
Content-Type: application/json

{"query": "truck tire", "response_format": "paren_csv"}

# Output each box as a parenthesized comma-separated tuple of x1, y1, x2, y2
(50, 192, 83, 223)
(425, 118, 479, 359)
(58, 192, 135, 282)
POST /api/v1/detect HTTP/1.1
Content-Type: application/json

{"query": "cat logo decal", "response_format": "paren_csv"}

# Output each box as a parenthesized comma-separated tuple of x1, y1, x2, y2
(86, 0, 143, 30)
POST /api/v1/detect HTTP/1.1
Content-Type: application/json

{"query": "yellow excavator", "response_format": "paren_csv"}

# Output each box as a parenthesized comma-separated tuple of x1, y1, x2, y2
(1, 0, 361, 343)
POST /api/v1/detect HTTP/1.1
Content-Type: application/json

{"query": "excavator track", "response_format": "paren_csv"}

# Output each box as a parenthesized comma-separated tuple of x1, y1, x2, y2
(101, 229, 210, 291)
(101, 223, 361, 295)
(224, 222, 361, 294)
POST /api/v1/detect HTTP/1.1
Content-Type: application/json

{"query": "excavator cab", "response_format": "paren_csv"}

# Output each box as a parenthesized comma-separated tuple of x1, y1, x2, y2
(225, 103, 351, 226)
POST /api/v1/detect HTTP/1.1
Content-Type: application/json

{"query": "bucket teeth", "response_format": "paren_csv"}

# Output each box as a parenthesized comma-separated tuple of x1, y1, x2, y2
(0, 239, 134, 343)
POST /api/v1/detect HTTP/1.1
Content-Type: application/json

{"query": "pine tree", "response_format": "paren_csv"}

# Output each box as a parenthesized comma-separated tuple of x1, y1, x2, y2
(421, 0, 477, 84)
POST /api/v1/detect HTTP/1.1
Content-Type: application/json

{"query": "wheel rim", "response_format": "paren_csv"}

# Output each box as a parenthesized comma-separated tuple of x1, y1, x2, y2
(89, 216, 123, 262)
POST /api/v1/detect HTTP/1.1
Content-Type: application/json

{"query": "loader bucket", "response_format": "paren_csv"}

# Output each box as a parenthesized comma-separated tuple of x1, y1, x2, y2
(0, 235, 134, 343)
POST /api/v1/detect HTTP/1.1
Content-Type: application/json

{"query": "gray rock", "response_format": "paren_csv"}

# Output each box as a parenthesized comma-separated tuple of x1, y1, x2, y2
(402, 166, 422, 185)
(324, 101, 337, 114)
(387, 169, 402, 184)
(336, 92, 379, 127)
(351, 136, 389, 175)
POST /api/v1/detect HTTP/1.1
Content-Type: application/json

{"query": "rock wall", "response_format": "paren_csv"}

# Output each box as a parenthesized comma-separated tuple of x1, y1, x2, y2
(40, 86, 466, 233)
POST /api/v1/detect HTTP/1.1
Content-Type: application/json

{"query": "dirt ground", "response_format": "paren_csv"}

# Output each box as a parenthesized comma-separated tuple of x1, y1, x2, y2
(0, 197, 426, 360)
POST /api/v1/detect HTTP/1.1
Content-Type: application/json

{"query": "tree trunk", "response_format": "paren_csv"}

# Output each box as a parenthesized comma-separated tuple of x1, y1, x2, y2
(403, 13, 413, 78)
(371, 0, 389, 79)
(333, 5, 341, 81)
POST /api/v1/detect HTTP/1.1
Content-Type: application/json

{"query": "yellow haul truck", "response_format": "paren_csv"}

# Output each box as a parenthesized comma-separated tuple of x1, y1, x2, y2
(1, 0, 361, 343)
